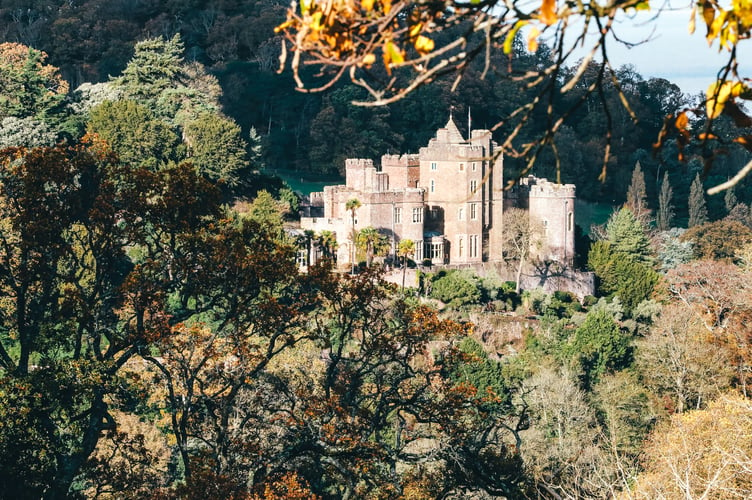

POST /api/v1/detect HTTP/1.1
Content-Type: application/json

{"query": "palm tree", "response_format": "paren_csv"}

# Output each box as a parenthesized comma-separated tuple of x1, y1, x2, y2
(356, 226, 389, 267)
(345, 198, 361, 273)
(397, 239, 415, 291)
(303, 229, 315, 267)
(317, 230, 338, 261)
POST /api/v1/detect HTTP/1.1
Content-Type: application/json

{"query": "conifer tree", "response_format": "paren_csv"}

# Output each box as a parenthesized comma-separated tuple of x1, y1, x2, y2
(117, 34, 184, 104)
(606, 208, 652, 263)
(625, 161, 652, 226)
(657, 171, 674, 231)
(688, 174, 709, 228)
(724, 185, 738, 214)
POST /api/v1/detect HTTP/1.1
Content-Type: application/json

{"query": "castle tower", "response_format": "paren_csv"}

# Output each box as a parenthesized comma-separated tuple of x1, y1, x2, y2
(527, 178, 576, 265)
(418, 116, 504, 264)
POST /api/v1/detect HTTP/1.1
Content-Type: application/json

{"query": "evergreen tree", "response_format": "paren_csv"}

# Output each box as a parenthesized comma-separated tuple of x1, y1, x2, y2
(688, 174, 709, 228)
(657, 171, 674, 231)
(625, 161, 650, 224)
(605, 208, 652, 262)
(116, 34, 184, 105)
(724, 185, 738, 214)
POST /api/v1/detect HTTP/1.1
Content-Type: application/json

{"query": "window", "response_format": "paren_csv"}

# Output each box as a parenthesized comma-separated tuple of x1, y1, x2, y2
(458, 207, 464, 221)
(470, 203, 477, 220)
(470, 180, 478, 193)
(568, 211, 574, 231)
(430, 207, 439, 220)
(427, 242, 443, 260)
(470, 235, 479, 258)
(459, 163, 465, 171)
(458, 236, 464, 258)
(394, 207, 402, 224)
(471, 162, 477, 171)
(412, 207, 423, 223)
(430, 162, 437, 171)
(430, 179, 435, 193)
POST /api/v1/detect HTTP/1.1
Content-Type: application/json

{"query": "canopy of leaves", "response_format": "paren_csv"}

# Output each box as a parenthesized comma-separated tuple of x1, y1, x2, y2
(430, 269, 481, 307)
(566, 309, 633, 388)
(681, 219, 752, 261)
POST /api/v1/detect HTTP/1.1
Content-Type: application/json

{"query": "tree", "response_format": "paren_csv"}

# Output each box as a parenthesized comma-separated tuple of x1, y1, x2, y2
(688, 173, 709, 228)
(317, 230, 338, 261)
(667, 260, 752, 394)
(605, 208, 652, 263)
(635, 303, 734, 414)
(429, 270, 482, 308)
(397, 239, 415, 291)
(629, 392, 752, 499)
(656, 171, 674, 231)
(183, 112, 250, 189)
(345, 198, 361, 273)
(355, 226, 389, 267)
(0, 42, 69, 123)
(115, 34, 184, 106)
(566, 309, 632, 389)
(0, 116, 56, 148)
(725, 185, 738, 214)
(87, 99, 179, 170)
(503, 208, 544, 294)
(625, 161, 650, 226)
(656, 228, 694, 272)
(681, 219, 752, 261)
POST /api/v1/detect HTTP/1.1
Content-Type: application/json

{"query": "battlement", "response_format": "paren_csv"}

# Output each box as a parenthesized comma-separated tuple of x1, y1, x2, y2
(381, 154, 420, 168)
(528, 178, 575, 198)
(345, 158, 374, 170)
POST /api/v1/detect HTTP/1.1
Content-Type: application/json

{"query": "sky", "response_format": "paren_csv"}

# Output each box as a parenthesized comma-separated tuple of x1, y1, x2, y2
(563, 3, 751, 96)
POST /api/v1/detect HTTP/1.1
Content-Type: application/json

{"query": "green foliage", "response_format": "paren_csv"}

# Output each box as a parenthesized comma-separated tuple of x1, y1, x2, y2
(429, 269, 481, 307)
(0, 43, 69, 124)
(116, 34, 184, 105)
(242, 190, 286, 233)
(688, 174, 709, 228)
(588, 226, 658, 315)
(657, 171, 675, 231)
(612, 259, 660, 314)
(183, 112, 249, 188)
(451, 337, 510, 411)
(566, 309, 633, 388)
(87, 99, 179, 169)
(605, 207, 652, 262)
(356, 226, 389, 266)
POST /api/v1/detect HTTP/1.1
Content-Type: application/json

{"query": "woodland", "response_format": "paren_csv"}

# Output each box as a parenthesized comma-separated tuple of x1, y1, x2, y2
(1, 1, 752, 499)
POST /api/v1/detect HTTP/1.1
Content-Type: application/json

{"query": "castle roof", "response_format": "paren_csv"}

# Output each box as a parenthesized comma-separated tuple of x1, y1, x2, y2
(443, 116, 465, 144)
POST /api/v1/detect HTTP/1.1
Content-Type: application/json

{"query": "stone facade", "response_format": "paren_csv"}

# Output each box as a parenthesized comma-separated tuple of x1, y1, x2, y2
(300, 116, 575, 269)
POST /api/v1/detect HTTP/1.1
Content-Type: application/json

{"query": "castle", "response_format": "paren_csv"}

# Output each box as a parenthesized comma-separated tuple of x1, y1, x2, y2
(300, 116, 576, 270)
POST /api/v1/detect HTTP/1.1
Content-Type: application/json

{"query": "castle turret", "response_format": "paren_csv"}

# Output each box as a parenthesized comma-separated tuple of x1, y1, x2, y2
(526, 178, 576, 265)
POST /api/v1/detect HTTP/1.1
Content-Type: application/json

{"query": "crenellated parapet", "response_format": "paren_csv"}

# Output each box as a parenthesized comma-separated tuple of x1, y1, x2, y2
(381, 154, 420, 167)
(528, 178, 576, 199)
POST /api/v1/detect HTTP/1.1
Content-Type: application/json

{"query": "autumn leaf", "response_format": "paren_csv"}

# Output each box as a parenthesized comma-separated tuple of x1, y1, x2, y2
(540, 0, 557, 25)
(414, 35, 434, 55)
(733, 135, 752, 152)
(383, 40, 404, 70)
(527, 26, 541, 52)
(504, 21, 527, 54)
